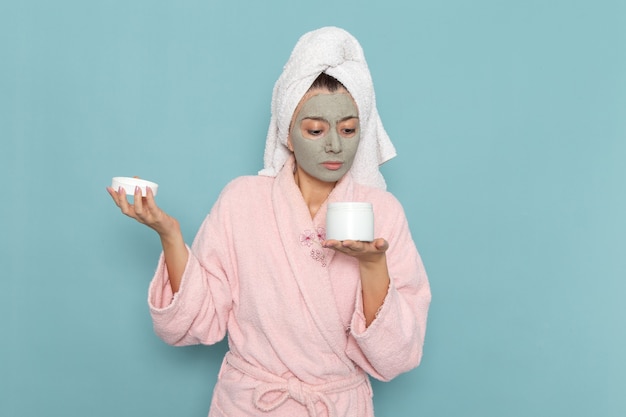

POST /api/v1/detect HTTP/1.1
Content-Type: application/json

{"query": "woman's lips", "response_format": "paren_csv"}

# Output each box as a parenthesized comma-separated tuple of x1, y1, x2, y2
(322, 161, 343, 170)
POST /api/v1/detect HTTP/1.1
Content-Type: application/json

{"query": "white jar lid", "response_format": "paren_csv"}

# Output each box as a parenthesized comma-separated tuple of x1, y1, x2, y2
(111, 177, 159, 197)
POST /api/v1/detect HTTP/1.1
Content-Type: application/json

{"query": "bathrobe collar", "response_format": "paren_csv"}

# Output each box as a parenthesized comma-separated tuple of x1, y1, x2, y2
(271, 156, 356, 370)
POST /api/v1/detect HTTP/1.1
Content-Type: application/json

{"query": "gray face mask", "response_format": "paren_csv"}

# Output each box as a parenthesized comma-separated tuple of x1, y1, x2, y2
(289, 92, 361, 183)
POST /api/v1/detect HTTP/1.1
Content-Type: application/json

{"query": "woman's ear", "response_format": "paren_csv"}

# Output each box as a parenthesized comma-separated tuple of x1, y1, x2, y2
(287, 135, 294, 152)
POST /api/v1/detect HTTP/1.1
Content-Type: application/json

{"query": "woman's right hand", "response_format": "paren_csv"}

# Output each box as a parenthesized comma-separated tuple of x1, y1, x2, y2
(106, 185, 178, 237)
(107, 183, 189, 293)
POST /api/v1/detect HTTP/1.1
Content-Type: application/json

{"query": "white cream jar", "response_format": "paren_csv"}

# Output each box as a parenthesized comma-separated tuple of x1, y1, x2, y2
(326, 202, 374, 242)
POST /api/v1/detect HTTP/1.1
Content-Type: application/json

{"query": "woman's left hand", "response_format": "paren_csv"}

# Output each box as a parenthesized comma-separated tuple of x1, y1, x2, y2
(322, 238, 389, 264)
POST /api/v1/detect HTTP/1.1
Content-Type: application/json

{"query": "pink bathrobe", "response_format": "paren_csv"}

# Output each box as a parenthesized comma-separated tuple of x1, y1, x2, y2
(148, 157, 431, 417)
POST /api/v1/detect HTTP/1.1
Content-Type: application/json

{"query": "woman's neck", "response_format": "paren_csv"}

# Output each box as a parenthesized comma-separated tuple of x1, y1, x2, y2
(293, 166, 336, 219)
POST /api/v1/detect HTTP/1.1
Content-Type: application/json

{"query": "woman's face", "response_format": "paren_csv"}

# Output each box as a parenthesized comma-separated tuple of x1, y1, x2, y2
(288, 88, 360, 183)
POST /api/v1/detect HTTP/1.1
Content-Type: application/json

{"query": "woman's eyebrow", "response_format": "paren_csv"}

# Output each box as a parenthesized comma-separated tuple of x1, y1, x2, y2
(302, 116, 358, 121)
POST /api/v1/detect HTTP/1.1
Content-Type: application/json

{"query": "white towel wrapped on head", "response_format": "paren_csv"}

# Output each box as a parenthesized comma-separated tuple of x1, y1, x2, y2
(259, 26, 396, 190)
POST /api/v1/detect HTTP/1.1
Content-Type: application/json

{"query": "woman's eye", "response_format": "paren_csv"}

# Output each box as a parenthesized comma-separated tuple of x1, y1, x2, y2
(300, 119, 329, 138)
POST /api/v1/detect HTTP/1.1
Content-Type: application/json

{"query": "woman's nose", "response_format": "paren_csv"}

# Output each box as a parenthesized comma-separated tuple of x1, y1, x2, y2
(324, 129, 342, 153)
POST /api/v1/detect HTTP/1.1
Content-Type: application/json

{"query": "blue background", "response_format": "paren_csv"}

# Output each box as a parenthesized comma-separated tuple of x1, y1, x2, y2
(1, 0, 625, 416)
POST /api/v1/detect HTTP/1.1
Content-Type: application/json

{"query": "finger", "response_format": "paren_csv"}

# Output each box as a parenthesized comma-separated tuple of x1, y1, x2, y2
(374, 238, 389, 252)
(321, 239, 341, 249)
(341, 240, 363, 251)
(117, 186, 134, 215)
(106, 187, 121, 206)
(144, 186, 157, 208)
(141, 186, 158, 217)
(133, 186, 144, 215)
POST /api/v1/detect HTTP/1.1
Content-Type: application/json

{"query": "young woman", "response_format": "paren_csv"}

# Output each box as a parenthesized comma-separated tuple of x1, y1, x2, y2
(107, 26, 431, 417)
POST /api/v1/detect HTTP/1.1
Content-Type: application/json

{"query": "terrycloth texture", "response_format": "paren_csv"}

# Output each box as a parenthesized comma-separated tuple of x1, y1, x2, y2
(259, 26, 396, 190)
(148, 157, 431, 416)
(225, 351, 368, 417)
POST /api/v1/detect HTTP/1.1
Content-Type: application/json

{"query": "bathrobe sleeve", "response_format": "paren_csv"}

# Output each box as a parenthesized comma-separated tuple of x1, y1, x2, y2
(147, 186, 235, 347)
(345, 193, 431, 381)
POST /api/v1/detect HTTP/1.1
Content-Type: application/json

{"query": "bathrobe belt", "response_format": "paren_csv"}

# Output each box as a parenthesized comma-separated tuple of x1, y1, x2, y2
(226, 352, 368, 417)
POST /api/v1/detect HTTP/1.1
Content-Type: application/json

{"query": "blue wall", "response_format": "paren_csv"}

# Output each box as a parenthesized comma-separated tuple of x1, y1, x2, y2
(2, 1, 625, 416)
